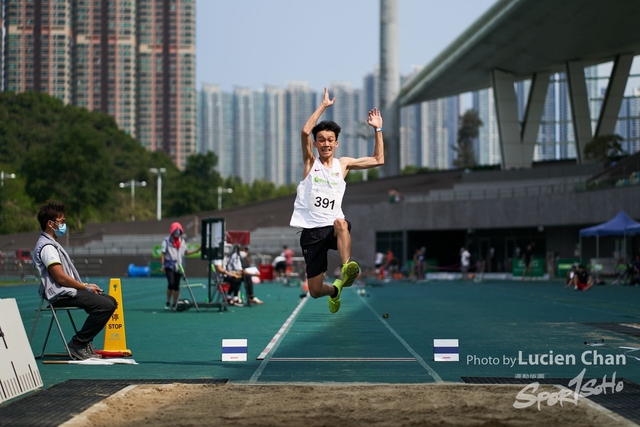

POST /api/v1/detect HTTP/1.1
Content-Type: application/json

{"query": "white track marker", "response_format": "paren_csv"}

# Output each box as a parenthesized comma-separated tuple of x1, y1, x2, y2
(256, 296, 309, 360)
(222, 339, 247, 362)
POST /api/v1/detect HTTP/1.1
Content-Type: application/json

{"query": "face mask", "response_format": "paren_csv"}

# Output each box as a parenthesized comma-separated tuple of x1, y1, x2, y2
(240, 251, 248, 258)
(54, 222, 67, 237)
(173, 230, 181, 237)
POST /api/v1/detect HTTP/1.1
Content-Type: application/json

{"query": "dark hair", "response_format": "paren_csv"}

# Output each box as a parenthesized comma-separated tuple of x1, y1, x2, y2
(37, 200, 65, 231)
(312, 120, 341, 140)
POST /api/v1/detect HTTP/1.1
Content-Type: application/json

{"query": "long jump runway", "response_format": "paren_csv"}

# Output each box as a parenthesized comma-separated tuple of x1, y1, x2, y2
(247, 280, 640, 386)
(3, 278, 640, 425)
(250, 286, 442, 383)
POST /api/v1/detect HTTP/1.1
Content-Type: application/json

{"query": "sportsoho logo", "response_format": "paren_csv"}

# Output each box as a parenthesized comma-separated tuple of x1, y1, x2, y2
(513, 368, 624, 410)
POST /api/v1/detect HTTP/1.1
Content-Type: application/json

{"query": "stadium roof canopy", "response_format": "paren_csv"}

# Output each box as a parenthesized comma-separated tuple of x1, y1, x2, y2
(400, 0, 640, 105)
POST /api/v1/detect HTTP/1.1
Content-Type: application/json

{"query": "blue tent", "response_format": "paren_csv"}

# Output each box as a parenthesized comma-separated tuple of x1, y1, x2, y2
(579, 211, 640, 259)
(626, 223, 640, 234)
(579, 211, 640, 237)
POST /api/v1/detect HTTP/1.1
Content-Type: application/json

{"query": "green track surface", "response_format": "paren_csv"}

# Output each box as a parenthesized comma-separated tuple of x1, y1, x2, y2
(2, 277, 640, 389)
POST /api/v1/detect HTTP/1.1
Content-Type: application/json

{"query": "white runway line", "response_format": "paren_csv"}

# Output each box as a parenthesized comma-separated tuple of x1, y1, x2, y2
(249, 295, 309, 383)
(359, 295, 443, 383)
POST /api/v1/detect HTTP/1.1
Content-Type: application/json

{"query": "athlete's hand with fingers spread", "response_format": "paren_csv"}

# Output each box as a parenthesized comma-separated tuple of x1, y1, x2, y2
(321, 87, 336, 108)
(367, 108, 383, 129)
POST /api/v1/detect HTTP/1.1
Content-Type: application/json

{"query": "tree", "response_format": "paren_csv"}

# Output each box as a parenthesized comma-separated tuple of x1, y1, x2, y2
(22, 125, 113, 229)
(401, 165, 435, 175)
(453, 109, 482, 169)
(165, 152, 222, 216)
(0, 92, 297, 234)
(584, 134, 626, 164)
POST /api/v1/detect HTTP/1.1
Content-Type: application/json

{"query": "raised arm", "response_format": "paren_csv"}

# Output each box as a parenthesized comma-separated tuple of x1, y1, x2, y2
(340, 108, 385, 174)
(301, 87, 335, 177)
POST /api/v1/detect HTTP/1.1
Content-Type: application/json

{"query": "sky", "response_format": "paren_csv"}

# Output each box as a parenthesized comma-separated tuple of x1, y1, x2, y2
(196, 0, 498, 93)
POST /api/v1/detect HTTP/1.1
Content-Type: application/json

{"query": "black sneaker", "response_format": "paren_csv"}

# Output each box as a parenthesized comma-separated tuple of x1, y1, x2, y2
(87, 342, 102, 359)
(67, 340, 94, 360)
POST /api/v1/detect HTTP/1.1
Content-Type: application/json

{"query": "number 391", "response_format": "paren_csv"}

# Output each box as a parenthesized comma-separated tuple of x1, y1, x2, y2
(314, 197, 335, 210)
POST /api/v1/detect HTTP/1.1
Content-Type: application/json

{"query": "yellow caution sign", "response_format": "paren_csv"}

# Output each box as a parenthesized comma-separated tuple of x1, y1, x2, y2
(102, 278, 132, 356)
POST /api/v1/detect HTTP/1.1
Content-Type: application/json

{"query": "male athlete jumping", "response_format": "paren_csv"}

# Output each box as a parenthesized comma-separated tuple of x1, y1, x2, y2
(290, 87, 384, 313)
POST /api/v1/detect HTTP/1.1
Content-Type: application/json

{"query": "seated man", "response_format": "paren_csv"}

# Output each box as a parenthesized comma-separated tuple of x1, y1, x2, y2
(564, 265, 577, 288)
(214, 246, 244, 306)
(33, 201, 117, 360)
(239, 247, 263, 305)
(571, 264, 594, 291)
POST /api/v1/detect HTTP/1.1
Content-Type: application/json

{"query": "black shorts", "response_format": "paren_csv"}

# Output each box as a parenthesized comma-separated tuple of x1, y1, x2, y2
(166, 269, 182, 291)
(300, 220, 351, 278)
(274, 261, 286, 273)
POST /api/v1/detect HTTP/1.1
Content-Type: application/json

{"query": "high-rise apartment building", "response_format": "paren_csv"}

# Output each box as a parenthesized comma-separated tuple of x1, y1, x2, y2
(263, 85, 286, 186)
(3, 0, 73, 103)
(194, 65, 640, 186)
(472, 88, 500, 166)
(2, 0, 195, 168)
(198, 83, 233, 176)
(232, 86, 255, 183)
(197, 84, 288, 186)
(285, 82, 317, 184)
(137, 0, 196, 168)
(556, 73, 576, 159)
(536, 78, 557, 161)
(326, 82, 361, 159)
(74, 0, 136, 135)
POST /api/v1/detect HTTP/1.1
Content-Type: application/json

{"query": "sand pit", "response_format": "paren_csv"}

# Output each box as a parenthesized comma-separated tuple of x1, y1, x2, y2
(63, 383, 635, 427)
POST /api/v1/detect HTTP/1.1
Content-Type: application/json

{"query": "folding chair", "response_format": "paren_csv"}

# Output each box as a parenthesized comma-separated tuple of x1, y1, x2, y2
(209, 264, 230, 310)
(29, 297, 81, 359)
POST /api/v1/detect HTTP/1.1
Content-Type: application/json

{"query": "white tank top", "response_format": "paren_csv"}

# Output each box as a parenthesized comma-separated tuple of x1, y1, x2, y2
(290, 158, 346, 228)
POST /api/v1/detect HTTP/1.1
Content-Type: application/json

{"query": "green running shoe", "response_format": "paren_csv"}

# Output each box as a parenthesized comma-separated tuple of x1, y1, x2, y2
(329, 279, 343, 313)
(341, 261, 360, 288)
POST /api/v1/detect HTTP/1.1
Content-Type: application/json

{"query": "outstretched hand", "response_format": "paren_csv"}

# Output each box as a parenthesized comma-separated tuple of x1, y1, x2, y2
(321, 87, 336, 107)
(367, 108, 383, 129)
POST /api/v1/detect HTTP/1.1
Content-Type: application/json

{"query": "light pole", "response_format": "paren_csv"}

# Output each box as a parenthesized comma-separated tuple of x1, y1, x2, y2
(119, 179, 147, 221)
(1, 171, 16, 223)
(217, 186, 233, 211)
(149, 167, 166, 221)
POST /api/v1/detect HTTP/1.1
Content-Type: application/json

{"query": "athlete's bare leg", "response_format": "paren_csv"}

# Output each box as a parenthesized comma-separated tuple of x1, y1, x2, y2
(334, 218, 351, 264)
(307, 273, 338, 298)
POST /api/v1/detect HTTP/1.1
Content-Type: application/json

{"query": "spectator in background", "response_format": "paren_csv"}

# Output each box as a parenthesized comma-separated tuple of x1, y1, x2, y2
(460, 247, 471, 280)
(564, 264, 577, 288)
(384, 248, 398, 277)
(388, 187, 401, 203)
(161, 222, 201, 310)
(215, 245, 245, 306)
(570, 264, 594, 291)
(374, 251, 385, 278)
(240, 247, 264, 305)
(417, 246, 426, 280)
(411, 247, 426, 280)
(272, 254, 287, 279)
(521, 244, 534, 281)
(282, 245, 295, 279)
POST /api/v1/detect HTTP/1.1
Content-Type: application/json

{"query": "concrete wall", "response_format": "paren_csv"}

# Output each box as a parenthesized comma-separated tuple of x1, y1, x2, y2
(345, 185, 640, 269)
